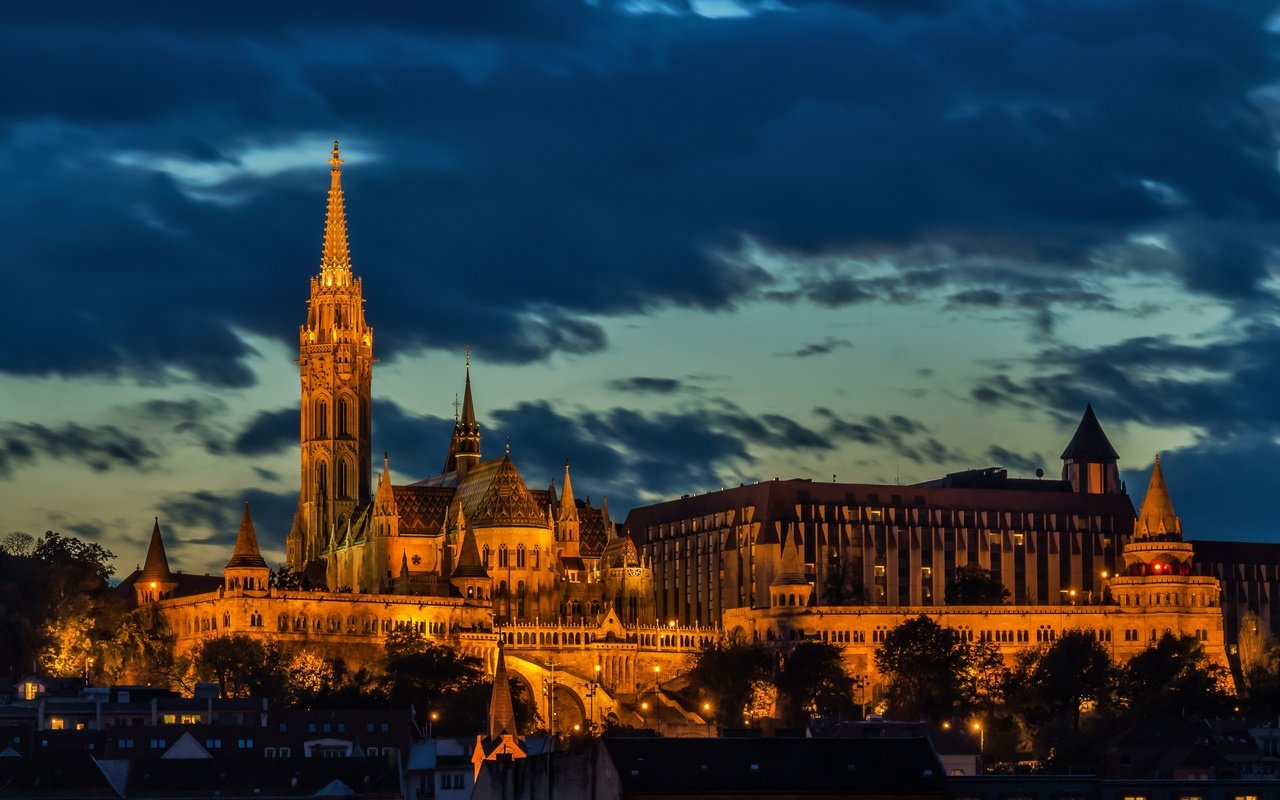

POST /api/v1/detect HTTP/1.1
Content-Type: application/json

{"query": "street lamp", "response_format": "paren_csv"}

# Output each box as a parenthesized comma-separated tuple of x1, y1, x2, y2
(428, 711, 439, 739)
(971, 720, 984, 770)
(701, 702, 713, 738)
(586, 682, 598, 733)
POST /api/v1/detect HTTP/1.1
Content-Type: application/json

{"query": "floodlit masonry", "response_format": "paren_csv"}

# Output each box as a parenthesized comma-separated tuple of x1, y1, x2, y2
(122, 144, 1231, 726)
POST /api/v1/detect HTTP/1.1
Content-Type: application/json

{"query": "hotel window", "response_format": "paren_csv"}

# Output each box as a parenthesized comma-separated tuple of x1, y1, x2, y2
(867, 509, 883, 522)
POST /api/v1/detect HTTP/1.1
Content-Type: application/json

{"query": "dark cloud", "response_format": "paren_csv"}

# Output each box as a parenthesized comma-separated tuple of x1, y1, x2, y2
(137, 398, 229, 454)
(1123, 437, 1280, 541)
(0, 1, 1275, 384)
(608, 377, 684, 394)
(985, 446, 1047, 477)
(0, 423, 159, 479)
(155, 488, 297, 555)
(233, 408, 297, 456)
(373, 400, 455, 482)
(784, 337, 853, 358)
(970, 324, 1280, 438)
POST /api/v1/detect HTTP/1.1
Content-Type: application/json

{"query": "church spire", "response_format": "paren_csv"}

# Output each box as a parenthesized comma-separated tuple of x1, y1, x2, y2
(1135, 454, 1181, 540)
(488, 644, 518, 739)
(559, 461, 579, 523)
(320, 140, 352, 285)
(443, 351, 482, 477)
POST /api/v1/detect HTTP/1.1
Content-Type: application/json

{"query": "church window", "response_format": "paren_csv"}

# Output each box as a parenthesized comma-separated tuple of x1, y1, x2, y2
(517, 581, 527, 618)
(316, 400, 328, 438)
(317, 462, 328, 496)
(533, 548, 540, 569)
(498, 544, 509, 568)
(483, 545, 491, 568)
(337, 397, 350, 437)
(517, 544, 526, 568)
(337, 459, 349, 499)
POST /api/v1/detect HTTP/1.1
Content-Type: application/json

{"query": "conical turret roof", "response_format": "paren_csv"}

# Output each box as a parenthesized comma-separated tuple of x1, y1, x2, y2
(1061, 404, 1120, 462)
(1135, 454, 1181, 540)
(443, 354, 482, 474)
(451, 517, 489, 579)
(488, 645, 518, 739)
(771, 537, 809, 587)
(140, 518, 174, 582)
(226, 501, 268, 569)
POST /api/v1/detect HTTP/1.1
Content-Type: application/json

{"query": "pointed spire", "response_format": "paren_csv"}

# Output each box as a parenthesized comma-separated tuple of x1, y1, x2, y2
(451, 516, 488, 579)
(227, 501, 268, 569)
(140, 518, 175, 582)
(1060, 403, 1120, 462)
(320, 140, 352, 284)
(1135, 454, 1182, 539)
(488, 644, 518, 739)
(772, 536, 808, 587)
(559, 460, 580, 522)
(399, 550, 410, 581)
(443, 351, 482, 475)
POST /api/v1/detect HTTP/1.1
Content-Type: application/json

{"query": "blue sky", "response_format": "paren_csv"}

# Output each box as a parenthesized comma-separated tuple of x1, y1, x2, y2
(2, 0, 1279, 575)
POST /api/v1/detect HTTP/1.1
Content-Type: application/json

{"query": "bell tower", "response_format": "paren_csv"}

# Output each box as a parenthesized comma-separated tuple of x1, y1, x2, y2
(288, 141, 374, 572)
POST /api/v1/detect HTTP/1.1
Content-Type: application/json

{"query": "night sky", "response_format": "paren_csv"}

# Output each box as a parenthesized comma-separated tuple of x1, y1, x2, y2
(3, 0, 1280, 576)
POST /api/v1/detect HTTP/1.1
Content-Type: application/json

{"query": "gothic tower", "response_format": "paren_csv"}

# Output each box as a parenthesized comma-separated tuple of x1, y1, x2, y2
(442, 354, 482, 478)
(288, 142, 374, 572)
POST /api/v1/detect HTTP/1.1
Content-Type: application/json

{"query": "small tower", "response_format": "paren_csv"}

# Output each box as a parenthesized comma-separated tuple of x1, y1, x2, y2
(1060, 404, 1122, 494)
(225, 502, 269, 594)
(450, 511, 490, 604)
(556, 460, 581, 559)
(136, 519, 178, 605)
(771, 536, 812, 608)
(1107, 455, 1222, 644)
(371, 453, 400, 589)
(471, 643, 527, 778)
(291, 141, 375, 574)
(443, 353, 482, 478)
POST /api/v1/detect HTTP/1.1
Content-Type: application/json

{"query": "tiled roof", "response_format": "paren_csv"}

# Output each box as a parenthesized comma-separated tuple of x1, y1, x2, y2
(393, 485, 455, 535)
(456, 457, 547, 529)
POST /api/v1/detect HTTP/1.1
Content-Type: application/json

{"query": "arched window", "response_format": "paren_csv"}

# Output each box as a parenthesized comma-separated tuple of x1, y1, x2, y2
(337, 460, 349, 499)
(316, 400, 328, 438)
(498, 544, 509, 568)
(337, 397, 350, 437)
(516, 544, 526, 568)
(517, 581, 527, 618)
(316, 462, 328, 496)
(483, 545, 491, 568)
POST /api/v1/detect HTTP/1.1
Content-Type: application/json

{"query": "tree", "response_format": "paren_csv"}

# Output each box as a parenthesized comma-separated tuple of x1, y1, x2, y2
(1005, 630, 1114, 733)
(0, 532, 34, 557)
(874, 615, 972, 722)
(379, 629, 537, 735)
(685, 635, 772, 725)
(270, 564, 306, 591)
(945, 565, 1009, 605)
(192, 634, 287, 699)
(1118, 633, 1233, 717)
(775, 641, 856, 727)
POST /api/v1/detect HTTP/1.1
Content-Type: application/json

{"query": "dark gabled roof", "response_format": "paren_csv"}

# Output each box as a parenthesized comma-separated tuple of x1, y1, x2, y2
(602, 736, 946, 795)
(1060, 403, 1120, 462)
(116, 570, 223, 604)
